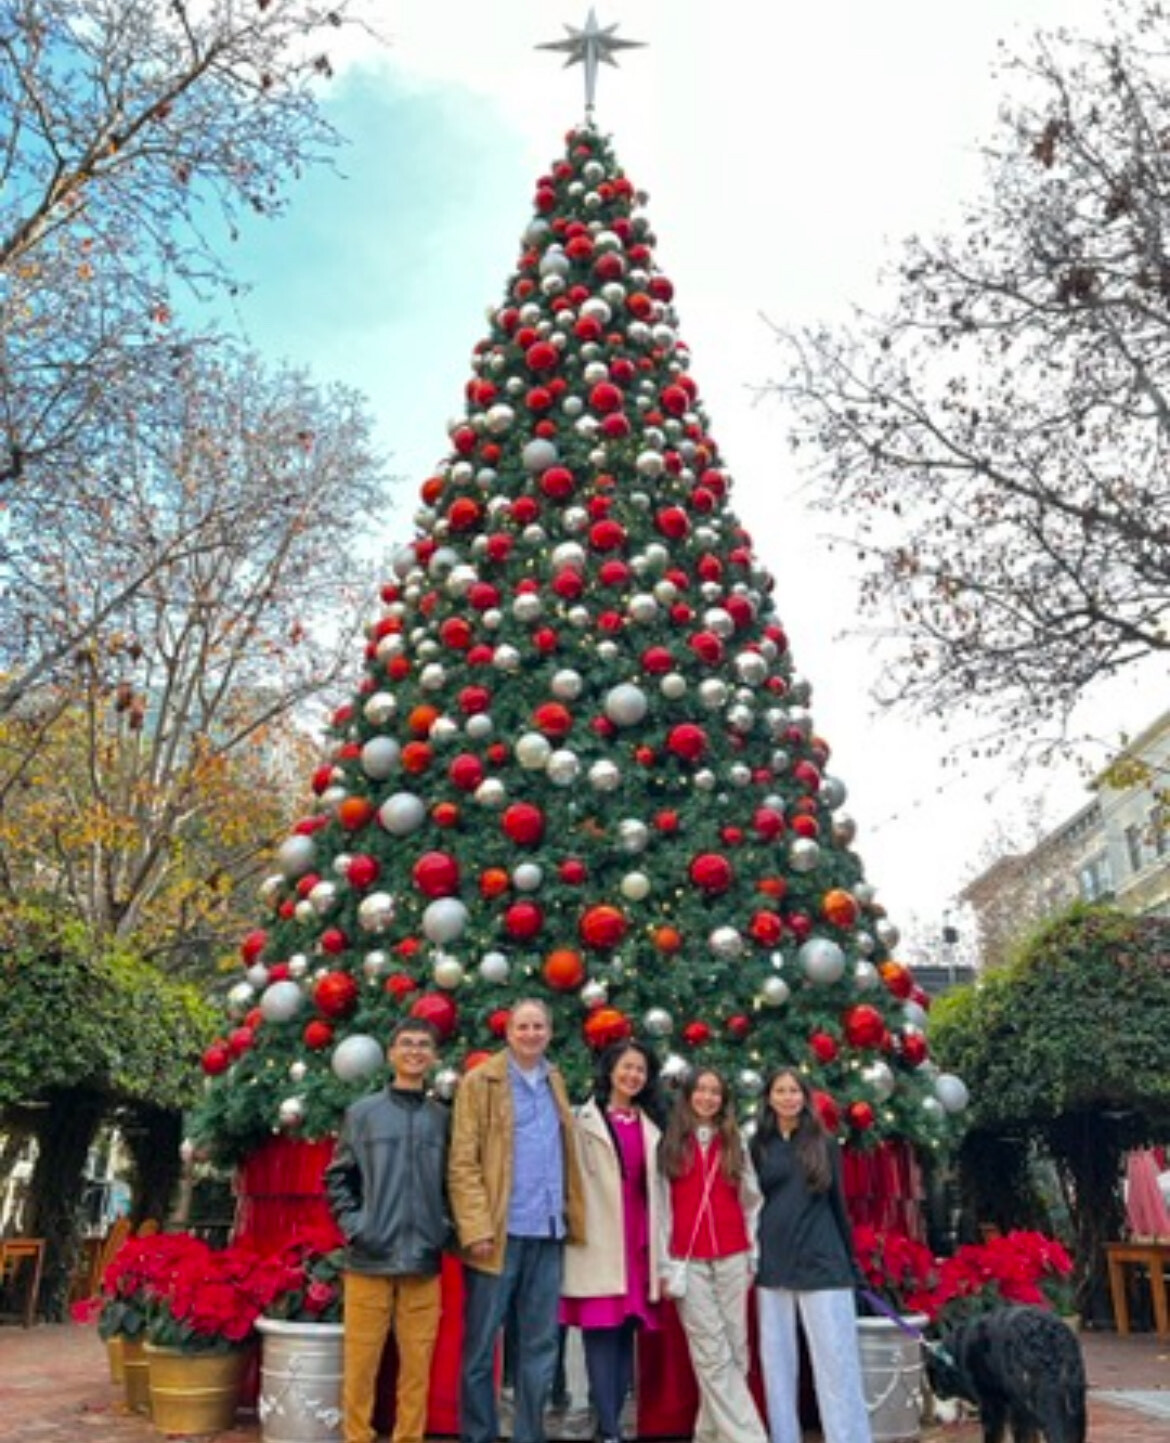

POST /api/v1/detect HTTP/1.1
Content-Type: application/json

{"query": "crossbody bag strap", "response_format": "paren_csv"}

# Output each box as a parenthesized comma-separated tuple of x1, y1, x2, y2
(682, 1140, 720, 1261)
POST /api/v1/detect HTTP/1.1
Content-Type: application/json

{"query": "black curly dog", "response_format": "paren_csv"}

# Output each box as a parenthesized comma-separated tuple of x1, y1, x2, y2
(926, 1304, 1087, 1443)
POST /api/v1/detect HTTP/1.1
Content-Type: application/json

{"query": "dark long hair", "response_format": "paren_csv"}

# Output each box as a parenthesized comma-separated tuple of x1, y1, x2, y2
(593, 1039, 667, 1130)
(659, 1067, 746, 1182)
(751, 1066, 832, 1194)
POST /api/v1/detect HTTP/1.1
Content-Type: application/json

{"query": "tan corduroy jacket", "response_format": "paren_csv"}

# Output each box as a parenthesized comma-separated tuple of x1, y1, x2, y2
(448, 1048, 586, 1274)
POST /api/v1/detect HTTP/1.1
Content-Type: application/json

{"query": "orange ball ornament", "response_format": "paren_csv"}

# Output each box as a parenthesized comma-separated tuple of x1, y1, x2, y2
(821, 889, 860, 928)
(337, 796, 375, 832)
(543, 948, 586, 991)
(653, 925, 682, 954)
(880, 960, 914, 999)
(408, 704, 440, 737)
(583, 1006, 632, 1049)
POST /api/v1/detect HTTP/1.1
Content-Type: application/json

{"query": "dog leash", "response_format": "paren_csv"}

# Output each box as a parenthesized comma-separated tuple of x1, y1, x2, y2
(857, 1287, 953, 1364)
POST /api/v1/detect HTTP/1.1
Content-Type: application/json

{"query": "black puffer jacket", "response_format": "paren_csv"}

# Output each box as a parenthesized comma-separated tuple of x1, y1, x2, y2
(325, 1087, 452, 1276)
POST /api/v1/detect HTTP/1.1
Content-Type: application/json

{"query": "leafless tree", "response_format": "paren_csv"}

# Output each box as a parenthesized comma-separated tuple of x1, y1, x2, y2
(768, 1, 1170, 753)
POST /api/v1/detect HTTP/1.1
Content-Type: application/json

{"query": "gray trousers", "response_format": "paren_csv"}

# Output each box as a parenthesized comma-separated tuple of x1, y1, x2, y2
(756, 1285, 871, 1443)
(676, 1253, 768, 1443)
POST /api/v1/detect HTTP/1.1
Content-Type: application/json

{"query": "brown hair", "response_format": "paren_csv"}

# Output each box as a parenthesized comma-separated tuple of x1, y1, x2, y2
(750, 1065, 832, 1193)
(659, 1067, 746, 1182)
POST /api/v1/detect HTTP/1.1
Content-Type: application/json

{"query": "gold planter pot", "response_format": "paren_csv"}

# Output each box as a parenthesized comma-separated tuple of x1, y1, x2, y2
(106, 1333, 125, 1385)
(121, 1337, 151, 1415)
(144, 1343, 246, 1435)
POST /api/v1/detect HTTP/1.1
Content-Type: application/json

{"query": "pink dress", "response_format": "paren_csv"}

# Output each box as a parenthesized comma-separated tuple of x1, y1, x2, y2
(560, 1111, 661, 1329)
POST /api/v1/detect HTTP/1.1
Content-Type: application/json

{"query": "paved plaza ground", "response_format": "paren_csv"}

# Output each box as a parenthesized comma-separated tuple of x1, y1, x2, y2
(0, 1321, 1166, 1442)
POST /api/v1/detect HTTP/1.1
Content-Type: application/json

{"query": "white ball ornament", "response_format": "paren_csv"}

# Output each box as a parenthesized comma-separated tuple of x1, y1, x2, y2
(331, 1034, 385, 1083)
(627, 593, 659, 624)
(363, 691, 397, 726)
(515, 732, 553, 770)
(287, 954, 309, 979)
(421, 666, 447, 694)
(644, 1007, 673, 1038)
(853, 960, 879, 991)
(821, 775, 848, 808)
(245, 963, 270, 990)
(379, 793, 427, 836)
(580, 979, 609, 1010)
(277, 834, 317, 879)
(288, 1061, 307, 1083)
(605, 684, 648, 727)
(357, 892, 396, 933)
(694, 769, 716, 791)
(485, 403, 515, 434)
(278, 1097, 306, 1129)
(475, 778, 507, 808)
(513, 863, 544, 892)
(661, 673, 687, 700)
(620, 872, 650, 901)
(617, 819, 649, 853)
(789, 838, 822, 873)
(362, 951, 389, 981)
(308, 880, 339, 916)
(833, 814, 858, 847)
(466, 714, 493, 740)
(921, 1096, 945, 1122)
(861, 1060, 896, 1102)
(433, 953, 465, 989)
(433, 1068, 460, 1101)
(935, 1073, 970, 1114)
(423, 898, 469, 944)
(294, 899, 315, 925)
(710, 926, 745, 959)
(902, 1000, 929, 1030)
(547, 750, 580, 786)
(589, 759, 621, 792)
(493, 645, 521, 673)
(635, 449, 665, 477)
(876, 919, 901, 949)
(734, 652, 768, 687)
(661, 1054, 691, 1086)
(698, 679, 728, 710)
(760, 976, 791, 1007)
(597, 640, 619, 663)
(522, 439, 559, 472)
(260, 980, 305, 1022)
(226, 981, 255, 1018)
(551, 668, 584, 699)
(738, 1069, 765, 1098)
(479, 951, 511, 984)
(799, 938, 847, 985)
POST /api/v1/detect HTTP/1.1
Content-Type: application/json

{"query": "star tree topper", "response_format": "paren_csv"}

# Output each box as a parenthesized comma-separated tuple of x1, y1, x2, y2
(537, 9, 646, 118)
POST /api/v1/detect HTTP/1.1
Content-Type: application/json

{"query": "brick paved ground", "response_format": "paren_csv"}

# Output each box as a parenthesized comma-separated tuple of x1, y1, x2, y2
(0, 1322, 1166, 1441)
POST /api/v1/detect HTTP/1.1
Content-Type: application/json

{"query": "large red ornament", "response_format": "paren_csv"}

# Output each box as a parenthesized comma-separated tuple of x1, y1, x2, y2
(412, 851, 461, 898)
(579, 904, 628, 949)
(410, 991, 458, 1040)
(319, 929, 349, 956)
(812, 1091, 841, 1133)
(900, 1032, 929, 1067)
(682, 1020, 711, 1047)
(449, 754, 485, 792)
(689, 853, 734, 895)
(240, 930, 268, 964)
(847, 1100, 876, 1132)
(534, 702, 573, 738)
(667, 724, 708, 762)
(881, 961, 914, 999)
(346, 854, 380, 889)
(584, 1007, 632, 1049)
(748, 911, 783, 945)
(809, 1031, 839, 1064)
(504, 901, 544, 939)
(314, 971, 358, 1018)
(502, 803, 545, 847)
(842, 1004, 885, 1050)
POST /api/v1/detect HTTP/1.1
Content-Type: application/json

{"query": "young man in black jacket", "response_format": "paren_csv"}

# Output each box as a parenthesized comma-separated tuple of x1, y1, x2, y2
(325, 1018, 451, 1443)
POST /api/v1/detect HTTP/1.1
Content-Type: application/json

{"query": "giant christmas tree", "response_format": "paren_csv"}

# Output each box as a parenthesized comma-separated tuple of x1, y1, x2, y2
(194, 114, 968, 1169)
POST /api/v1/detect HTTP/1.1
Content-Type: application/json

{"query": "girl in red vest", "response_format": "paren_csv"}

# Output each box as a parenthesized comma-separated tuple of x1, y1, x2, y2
(659, 1068, 768, 1443)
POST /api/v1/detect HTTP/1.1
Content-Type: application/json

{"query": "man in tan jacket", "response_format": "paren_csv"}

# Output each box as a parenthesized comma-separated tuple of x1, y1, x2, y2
(448, 998, 585, 1443)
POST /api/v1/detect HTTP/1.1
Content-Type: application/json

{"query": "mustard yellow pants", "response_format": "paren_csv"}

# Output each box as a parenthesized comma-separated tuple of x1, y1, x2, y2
(342, 1270, 441, 1443)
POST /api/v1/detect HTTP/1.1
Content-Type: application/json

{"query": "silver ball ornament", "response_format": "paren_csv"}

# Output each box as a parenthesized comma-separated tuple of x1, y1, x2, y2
(799, 938, 847, 985)
(331, 1034, 385, 1084)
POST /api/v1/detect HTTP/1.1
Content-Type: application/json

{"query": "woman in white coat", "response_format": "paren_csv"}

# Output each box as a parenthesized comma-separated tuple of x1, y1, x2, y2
(561, 1040, 667, 1443)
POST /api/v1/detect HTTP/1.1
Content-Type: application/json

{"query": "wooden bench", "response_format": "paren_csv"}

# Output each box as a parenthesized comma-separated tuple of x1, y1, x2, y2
(1105, 1240, 1170, 1337)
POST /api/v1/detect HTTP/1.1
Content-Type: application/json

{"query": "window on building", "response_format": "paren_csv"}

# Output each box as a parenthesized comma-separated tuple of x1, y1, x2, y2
(1125, 824, 1145, 874)
(1151, 804, 1168, 858)
(1079, 853, 1114, 901)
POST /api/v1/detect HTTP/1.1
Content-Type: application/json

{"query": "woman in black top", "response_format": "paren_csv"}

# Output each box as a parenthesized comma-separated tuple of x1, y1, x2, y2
(751, 1067, 871, 1443)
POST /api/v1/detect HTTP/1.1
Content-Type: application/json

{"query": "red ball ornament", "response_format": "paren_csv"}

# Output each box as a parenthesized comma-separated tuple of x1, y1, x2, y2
(842, 1004, 886, 1050)
(589, 519, 627, 552)
(240, 929, 268, 964)
(753, 807, 785, 841)
(384, 972, 419, 1000)
(449, 754, 485, 792)
(412, 851, 461, 898)
(812, 1091, 841, 1133)
(346, 854, 380, 888)
(410, 991, 457, 1040)
(319, 929, 349, 957)
(504, 901, 544, 939)
(560, 859, 588, 885)
(655, 809, 680, 834)
(749, 910, 784, 945)
(304, 1019, 334, 1050)
(689, 631, 724, 665)
(458, 686, 493, 715)
(682, 1020, 712, 1047)
(846, 1100, 876, 1132)
(502, 802, 545, 847)
(881, 961, 914, 999)
(440, 617, 473, 650)
(201, 1043, 231, 1075)
(900, 1032, 929, 1066)
(584, 1007, 632, 1050)
(579, 904, 628, 949)
(655, 507, 690, 539)
(689, 853, 734, 895)
(534, 702, 573, 738)
(540, 466, 575, 499)
(488, 1008, 511, 1038)
(543, 948, 586, 991)
(589, 381, 623, 413)
(447, 497, 482, 533)
(809, 1031, 839, 1064)
(666, 724, 707, 762)
(314, 971, 358, 1018)
(725, 1014, 752, 1040)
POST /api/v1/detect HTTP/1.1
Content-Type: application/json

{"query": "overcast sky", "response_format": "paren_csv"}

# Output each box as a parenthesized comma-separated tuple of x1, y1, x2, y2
(224, 1, 1145, 959)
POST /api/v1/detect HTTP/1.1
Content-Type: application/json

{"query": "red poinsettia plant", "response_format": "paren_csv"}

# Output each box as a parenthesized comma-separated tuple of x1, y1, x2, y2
(249, 1225, 345, 1325)
(143, 1236, 267, 1354)
(853, 1225, 1075, 1333)
(94, 1232, 209, 1343)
